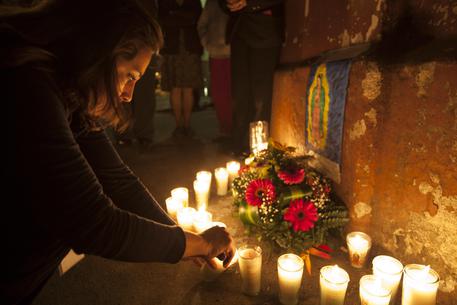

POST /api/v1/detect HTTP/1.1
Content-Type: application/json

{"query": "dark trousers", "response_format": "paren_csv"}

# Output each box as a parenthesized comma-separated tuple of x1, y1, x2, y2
(230, 36, 280, 154)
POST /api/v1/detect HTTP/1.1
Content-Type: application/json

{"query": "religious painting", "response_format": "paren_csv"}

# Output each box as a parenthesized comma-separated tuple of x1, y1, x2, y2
(305, 60, 351, 181)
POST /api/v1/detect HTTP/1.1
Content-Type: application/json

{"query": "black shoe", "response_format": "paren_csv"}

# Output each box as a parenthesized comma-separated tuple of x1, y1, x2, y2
(172, 127, 186, 138)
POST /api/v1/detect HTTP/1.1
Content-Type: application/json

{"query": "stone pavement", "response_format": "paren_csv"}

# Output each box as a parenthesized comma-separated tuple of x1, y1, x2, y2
(32, 106, 381, 305)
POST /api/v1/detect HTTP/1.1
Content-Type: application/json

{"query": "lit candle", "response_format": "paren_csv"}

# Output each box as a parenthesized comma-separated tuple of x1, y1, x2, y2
(176, 207, 196, 231)
(165, 196, 182, 219)
(346, 231, 372, 268)
(193, 179, 209, 211)
(200, 249, 239, 282)
(226, 161, 240, 187)
(372, 255, 403, 305)
(238, 245, 262, 296)
(171, 187, 189, 207)
(277, 253, 304, 305)
(192, 209, 213, 233)
(402, 264, 439, 305)
(214, 167, 229, 196)
(359, 274, 391, 305)
(320, 265, 350, 305)
(249, 120, 269, 154)
(196, 170, 212, 187)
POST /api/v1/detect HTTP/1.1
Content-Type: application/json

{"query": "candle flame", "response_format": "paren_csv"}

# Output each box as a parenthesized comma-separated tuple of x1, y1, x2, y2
(417, 265, 431, 280)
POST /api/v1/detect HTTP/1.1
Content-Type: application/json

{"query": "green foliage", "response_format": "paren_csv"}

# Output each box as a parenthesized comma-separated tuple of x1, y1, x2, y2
(232, 140, 349, 254)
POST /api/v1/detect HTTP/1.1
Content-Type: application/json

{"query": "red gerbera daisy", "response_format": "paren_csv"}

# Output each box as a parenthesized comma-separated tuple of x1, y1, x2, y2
(245, 179, 276, 206)
(284, 199, 318, 232)
(277, 167, 305, 185)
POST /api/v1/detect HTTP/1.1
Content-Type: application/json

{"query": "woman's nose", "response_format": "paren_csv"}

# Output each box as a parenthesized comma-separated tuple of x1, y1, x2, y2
(120, 82, 135, 103)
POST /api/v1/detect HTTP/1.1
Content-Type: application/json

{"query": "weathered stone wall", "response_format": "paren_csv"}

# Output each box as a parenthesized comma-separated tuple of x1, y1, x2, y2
(271, 0, 457, 302)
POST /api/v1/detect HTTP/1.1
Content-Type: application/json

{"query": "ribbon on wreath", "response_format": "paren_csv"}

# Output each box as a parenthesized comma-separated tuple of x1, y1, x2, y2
(300, 244, 333, 275)
(238, 201, 259, 225)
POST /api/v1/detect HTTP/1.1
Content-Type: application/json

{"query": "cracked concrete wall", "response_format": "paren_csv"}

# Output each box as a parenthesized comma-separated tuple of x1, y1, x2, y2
(272, 1, 457, 302)
(272, 58, 457, 305)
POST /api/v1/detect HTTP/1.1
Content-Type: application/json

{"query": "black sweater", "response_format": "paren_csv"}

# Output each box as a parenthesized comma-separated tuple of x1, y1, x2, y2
(2, 64, 186, 305)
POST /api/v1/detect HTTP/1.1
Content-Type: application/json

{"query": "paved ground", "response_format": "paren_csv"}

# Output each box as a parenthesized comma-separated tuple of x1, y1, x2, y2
(31, 103, 384, 305)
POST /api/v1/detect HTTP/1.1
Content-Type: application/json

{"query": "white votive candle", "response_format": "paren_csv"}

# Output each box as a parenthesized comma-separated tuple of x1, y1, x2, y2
(192, 210, 213, 233)
(196, 170, 212, 185)
(346, 231, 372, 268)
(372, 255, 403, 305)
(226, 161, 240, 187)
(193, 179, 210, 211)
(171, 187, 189, 207)
(278, 253, 304, 305)
(360, 274, 391, 305)
(320, 265, 350, 305)
(238, 245, 262, 296)
(165, 196, 182, 219)
(402, 264, 439, 305)
(176, 207, 196, 231)
(214, 167, 229, 196)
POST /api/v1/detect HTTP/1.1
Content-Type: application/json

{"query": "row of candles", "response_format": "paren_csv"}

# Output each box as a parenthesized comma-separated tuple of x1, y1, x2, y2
(164, 162, 440, 305)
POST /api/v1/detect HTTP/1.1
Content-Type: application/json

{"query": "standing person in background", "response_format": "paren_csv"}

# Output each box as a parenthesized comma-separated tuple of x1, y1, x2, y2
(221, 0, 284, 156)
(158, 0, 203, 139)
(198, 0, 232, 142)
(2, 1, 235, 304)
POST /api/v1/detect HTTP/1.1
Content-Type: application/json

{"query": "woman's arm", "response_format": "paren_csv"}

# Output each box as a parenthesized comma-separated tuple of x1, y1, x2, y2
(75, 129, 175, 226)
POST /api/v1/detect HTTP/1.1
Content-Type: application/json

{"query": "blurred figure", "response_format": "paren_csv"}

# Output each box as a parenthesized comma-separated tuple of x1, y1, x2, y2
(198, 0, 232, 140)
(221, 0, 284, 155)
(158, 0, 203, 138)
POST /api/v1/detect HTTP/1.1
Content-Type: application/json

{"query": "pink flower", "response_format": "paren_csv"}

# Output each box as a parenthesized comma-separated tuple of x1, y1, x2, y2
(277, 167, 305, 185)
(245, 179, 276, 206)
(284, 199, 318, 232)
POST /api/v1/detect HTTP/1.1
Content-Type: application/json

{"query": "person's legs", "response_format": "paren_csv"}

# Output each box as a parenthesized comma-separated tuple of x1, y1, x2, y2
(182, 87, 194, 135)
(231, 37, 253, 155)
(249, 45, 280, 123)
(210, 57, 232, 136)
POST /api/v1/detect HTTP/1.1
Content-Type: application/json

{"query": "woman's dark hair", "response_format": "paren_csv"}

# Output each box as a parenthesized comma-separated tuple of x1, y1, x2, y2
(1, 0, 163, 130)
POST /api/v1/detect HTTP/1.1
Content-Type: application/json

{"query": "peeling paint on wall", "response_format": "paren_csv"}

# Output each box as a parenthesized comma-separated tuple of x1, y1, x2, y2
(354, 201, 372, 218)
(416, 62, 436, 98)
(362, 63, 382, 100)
(350, 119, 367, 140)
(364, 108, 377, 126)
(340, 29, 350, 47)
(365, 14, 380, 41)
(384, 175, 457, 293)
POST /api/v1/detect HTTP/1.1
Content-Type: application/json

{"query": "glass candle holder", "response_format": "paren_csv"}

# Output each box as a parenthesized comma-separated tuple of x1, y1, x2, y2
(402, 264, 439, 305)
(238, 245, 262, 296)
(359, 274, 391, 305)
(176, 207, 196, 231)
(192, 209, 213, 233)
(193, 179, 210, 211)
(165, 196, 182, 219)
(226, 161, 240, 187)
(372, 255, 403, 305)
(249, 120, 269, 155)
(196, 170, 212, 186)
(346, 231, 372, 268)
(214, 167, 229, 196)
(277, 253, 304, 305)
(171, 187, 189, 208)
(319, 265, 350, 305)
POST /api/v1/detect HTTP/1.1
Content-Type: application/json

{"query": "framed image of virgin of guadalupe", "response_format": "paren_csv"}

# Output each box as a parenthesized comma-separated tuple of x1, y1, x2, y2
(305, 60, 351, 183)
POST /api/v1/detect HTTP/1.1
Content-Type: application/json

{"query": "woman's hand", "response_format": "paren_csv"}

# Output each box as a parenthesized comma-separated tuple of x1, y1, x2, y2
(182, 226, 235, 269)
(200, 226, 235, 268)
